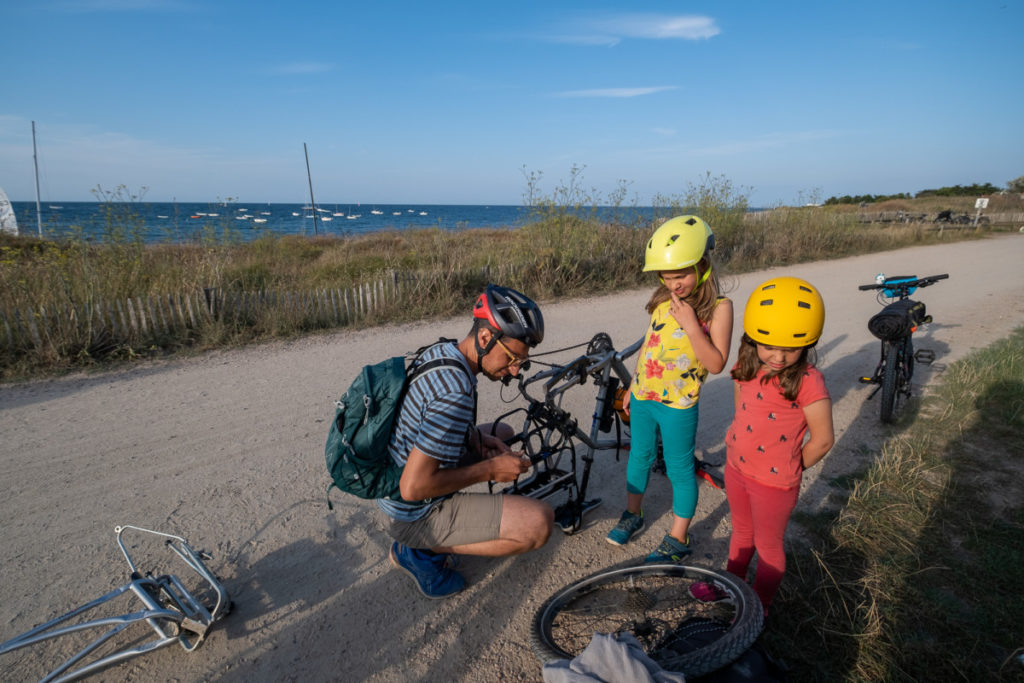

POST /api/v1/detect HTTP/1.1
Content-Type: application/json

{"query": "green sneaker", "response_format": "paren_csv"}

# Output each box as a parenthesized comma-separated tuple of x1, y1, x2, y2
(606, 510, 644, 546)
(644, 533, 692, 563)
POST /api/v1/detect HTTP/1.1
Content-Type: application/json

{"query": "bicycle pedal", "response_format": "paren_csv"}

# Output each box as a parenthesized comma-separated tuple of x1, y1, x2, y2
(858, 376, 875, 384)
(914, 349, 935, 364)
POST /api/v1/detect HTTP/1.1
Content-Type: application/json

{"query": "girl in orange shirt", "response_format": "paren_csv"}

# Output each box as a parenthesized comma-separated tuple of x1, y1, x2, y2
(723, 277, 834, 615)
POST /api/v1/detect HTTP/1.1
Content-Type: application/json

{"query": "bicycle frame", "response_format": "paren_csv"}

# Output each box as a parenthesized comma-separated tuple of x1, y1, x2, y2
(490, 333, 641, 533)
(0, 525, 230, 683)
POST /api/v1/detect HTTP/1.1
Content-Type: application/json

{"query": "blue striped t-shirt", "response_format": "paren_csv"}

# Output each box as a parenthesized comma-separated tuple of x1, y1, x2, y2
(377, 342, 477, 522)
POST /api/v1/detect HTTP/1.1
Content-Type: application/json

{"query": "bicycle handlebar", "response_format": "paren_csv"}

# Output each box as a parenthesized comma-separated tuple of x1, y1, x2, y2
(518, 333, 641, 405)
(858, 273, 948, 292)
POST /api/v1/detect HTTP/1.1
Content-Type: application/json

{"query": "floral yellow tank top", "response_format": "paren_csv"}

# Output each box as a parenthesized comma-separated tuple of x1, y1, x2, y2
(631, 299, 711, 410)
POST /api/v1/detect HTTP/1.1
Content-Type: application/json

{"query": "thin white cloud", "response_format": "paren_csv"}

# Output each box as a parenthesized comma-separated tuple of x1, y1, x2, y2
(546, 14, 719, 45)
(270, 62, 335, 75)
(52, 0, 195, 11)
(556, 86, 677, 98)
(604, 14, 720, 40)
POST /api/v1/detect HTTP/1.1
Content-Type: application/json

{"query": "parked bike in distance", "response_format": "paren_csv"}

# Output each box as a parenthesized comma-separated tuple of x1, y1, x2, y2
(858, 273, 948, 423)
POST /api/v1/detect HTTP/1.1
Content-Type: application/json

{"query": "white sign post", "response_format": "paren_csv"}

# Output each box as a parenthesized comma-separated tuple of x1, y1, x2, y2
(973, 197, 989, 228)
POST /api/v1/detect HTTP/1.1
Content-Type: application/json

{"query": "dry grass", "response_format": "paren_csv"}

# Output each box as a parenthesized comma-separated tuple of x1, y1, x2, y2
(0, 190, 1014, 378)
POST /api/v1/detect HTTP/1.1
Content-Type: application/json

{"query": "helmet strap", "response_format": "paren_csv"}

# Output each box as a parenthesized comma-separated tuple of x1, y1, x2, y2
(696, 262, 713, 287)
(474, 327, 501, 378)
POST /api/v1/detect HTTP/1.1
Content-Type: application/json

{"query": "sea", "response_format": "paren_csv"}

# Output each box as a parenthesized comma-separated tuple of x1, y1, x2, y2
(7, 201, 661, 245)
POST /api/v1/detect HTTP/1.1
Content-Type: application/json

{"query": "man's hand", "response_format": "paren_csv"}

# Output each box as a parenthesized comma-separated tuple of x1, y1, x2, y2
(477, 430, 512, 460)
(488, 452, 531, 483)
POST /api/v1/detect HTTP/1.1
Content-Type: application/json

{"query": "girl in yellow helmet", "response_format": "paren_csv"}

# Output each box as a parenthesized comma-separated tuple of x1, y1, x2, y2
(606, 216, 734, 563)
(716, 276, 834, 616)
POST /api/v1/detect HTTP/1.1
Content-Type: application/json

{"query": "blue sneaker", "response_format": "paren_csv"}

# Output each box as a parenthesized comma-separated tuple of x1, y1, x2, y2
(389, 542, 465, 599)
(606, 510, 644, 546)
(644, 533, 692, 563)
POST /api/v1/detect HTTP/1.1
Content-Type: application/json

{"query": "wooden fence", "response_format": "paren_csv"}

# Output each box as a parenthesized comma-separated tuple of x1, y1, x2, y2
(0, 275, 404, 351)
(0, 265, 520, 353)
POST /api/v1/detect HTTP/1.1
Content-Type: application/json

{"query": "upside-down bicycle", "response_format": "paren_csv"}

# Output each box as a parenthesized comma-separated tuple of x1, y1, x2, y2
(0, 525, 230, 683)
(858, 273, 948, 423)
(490, 332, 762, 676)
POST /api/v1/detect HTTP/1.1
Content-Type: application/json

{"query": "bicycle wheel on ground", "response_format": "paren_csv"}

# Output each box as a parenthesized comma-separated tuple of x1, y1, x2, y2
(530, 563, 763, 678)
(879, 340, 900, 423)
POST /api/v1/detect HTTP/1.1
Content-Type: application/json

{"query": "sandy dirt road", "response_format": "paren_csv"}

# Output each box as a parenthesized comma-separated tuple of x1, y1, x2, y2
(1, 234, 1022, 682)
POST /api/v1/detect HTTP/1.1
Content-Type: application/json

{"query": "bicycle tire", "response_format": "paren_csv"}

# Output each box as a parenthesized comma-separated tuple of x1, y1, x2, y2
(530, 563, 763, 678)
(879, 340, 900, 423)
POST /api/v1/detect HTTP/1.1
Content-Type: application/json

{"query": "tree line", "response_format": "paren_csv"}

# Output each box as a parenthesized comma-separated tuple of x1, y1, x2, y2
(825, 177, 1023, 205)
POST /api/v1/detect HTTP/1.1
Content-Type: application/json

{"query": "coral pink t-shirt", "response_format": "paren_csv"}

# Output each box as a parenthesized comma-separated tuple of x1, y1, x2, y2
(726, 366, 829, 489)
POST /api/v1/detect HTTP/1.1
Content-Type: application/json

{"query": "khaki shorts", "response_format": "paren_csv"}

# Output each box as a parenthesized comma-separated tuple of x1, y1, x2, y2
(388, 493, 503, 548)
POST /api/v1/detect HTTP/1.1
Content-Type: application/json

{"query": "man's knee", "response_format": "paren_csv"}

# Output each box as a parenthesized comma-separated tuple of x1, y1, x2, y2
(526, 501, 554, 549)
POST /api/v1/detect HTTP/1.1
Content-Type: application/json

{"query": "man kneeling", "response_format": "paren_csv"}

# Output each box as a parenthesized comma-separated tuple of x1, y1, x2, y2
(378, 284, 554, 598)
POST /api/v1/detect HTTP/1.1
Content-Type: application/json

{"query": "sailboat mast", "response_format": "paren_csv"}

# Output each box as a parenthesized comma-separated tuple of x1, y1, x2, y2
(304, 142, 319, 236)
(32, 121, 42, 237)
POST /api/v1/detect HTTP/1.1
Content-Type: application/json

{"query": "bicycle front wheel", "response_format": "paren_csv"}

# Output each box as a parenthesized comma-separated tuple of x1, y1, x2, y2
(530, 563, 763, 678)
(880, 340, 900, 423)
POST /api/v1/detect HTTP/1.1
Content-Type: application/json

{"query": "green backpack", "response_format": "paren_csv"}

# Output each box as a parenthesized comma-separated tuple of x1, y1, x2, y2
(325, 341, 468, 507)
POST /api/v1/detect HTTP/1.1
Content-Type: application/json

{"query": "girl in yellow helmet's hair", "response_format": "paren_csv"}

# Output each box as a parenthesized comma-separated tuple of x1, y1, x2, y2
(606, 215, 734, 563)
(719, 276, 834, 617)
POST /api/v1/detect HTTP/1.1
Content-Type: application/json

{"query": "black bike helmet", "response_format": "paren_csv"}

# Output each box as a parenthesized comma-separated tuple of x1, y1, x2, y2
(473, 284, 544, 348)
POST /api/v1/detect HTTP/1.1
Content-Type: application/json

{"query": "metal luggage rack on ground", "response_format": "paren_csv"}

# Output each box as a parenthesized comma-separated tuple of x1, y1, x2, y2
(0, 525, 231, 683)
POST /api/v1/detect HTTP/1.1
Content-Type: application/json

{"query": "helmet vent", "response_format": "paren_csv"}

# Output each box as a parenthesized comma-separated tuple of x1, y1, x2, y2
(759, 299, 773, 306)
(757, 328, 770, 336)
(684, 217, 697, 225)
(761, 284, 776, 291)
(667, 234, 680, 244)
(793, 332, 807, 338)
(797, 301, 811, 309)
(798, 285, 812, 293)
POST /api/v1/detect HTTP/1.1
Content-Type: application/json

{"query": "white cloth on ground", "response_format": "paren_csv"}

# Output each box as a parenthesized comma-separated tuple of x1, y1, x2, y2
(541, 632, 686, 683)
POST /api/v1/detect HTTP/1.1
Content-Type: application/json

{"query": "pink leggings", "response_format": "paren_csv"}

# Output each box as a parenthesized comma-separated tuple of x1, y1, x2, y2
(725, 463, 800, 610)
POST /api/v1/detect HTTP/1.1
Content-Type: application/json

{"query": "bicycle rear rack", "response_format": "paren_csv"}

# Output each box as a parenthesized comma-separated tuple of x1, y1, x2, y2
(0, 525, 230, 683)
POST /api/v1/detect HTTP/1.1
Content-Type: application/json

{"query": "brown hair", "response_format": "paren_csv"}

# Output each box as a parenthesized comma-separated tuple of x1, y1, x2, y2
(645, 255, 721, 323)
(730, 334, 816, 401)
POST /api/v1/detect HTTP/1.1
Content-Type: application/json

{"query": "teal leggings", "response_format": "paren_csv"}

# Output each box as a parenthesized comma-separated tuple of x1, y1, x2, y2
(626, 398, 699, 519)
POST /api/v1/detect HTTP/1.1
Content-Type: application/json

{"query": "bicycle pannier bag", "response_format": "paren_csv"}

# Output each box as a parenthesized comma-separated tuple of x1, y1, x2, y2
(867, 299, 928, 341)
(325, 341, 468, 505)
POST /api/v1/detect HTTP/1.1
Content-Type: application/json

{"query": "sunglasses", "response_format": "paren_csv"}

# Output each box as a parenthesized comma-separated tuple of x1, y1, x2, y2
(494, 337, 531, 371)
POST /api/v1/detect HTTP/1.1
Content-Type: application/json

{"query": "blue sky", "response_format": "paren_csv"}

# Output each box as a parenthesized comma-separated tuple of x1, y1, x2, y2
(2, 1, 1022, 206)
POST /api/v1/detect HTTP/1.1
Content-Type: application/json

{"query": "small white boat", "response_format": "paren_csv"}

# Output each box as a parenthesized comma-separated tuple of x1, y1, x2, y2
(419, 211, 428, 216)
(347, 214, 361, 219)
(292, 212, 300, 216)
(49, 205, 63, 209)
(393, 212, 401, 215)
(208, 213, 219, 217)
(321, 216, 332, 221)
(371, 209, 383, 215)
(157, 215, 168, 219)
(333, 212, 345, 217)
(253, 218, 267, 224)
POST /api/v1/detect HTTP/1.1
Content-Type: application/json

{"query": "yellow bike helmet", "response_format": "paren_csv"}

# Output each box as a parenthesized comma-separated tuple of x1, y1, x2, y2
(643, 216, 715, 281)
(744, 277, 825, 347)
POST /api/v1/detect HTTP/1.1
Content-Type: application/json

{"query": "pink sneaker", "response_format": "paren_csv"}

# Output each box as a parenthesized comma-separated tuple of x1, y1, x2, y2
(689, 580, 728, 602)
